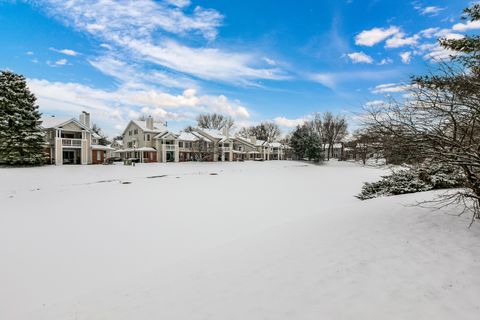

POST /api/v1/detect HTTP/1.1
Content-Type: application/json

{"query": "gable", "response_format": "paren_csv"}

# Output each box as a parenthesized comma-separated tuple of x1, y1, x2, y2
(122, 121, 143, 136)
(60, 121, 83, 131)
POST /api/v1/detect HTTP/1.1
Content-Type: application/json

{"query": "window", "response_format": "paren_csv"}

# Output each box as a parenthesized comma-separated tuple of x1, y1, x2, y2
(134, 129, 138, 134)
(128, 141, 133, 148)
(96, 151, 101, 161)
(147, 134, 150, 141)
(179, 141, 184, 148)
(128, 130, 132, 136)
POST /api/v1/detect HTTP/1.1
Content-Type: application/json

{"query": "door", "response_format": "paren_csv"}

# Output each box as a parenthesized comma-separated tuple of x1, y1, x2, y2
(63, 150, 75, 164)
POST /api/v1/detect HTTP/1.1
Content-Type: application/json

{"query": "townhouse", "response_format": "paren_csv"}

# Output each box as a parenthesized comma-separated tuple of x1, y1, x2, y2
(40, 111, 114, 165)
(39, 112, 291, 165)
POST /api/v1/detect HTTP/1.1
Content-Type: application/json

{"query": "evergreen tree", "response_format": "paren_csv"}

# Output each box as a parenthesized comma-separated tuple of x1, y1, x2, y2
(0, 70, 45, 165)
(290, 123, 323, 162)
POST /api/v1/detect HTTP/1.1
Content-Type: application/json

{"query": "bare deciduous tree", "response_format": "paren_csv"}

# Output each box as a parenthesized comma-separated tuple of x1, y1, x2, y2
(238, 122, 281, 142)
(196, 113, 234, 130)
(321, 112, 348, 160)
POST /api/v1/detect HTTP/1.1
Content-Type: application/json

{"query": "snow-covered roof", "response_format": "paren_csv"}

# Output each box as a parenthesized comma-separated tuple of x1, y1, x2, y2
(40, 117, 71, 129)
(177, 132, 203, 142)
(234, 136, 256, 148)
(91, 145, 114, 151)
(154, 131, 179, 140)
(269, 142, 282, 148)
(40, 116, 93, 132)
(118, 147, 156, 152)
(132, 120, 166, 133)
(136, 147, 157, 152)
(198, 128, 234, 142)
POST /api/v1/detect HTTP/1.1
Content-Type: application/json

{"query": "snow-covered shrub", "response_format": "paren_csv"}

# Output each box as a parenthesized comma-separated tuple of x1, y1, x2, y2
(357, 164, 465, 200)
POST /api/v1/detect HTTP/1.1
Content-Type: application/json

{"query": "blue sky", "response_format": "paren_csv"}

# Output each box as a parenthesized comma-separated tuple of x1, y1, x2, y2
(0, 0, 476, 136)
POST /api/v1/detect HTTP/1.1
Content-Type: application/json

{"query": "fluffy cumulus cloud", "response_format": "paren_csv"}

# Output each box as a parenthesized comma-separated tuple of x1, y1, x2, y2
(355, 26, 400, 46)
(452, 20, 480, 32)
(385, 33, 419, 48)
(347, 52, 374, 64)
(399, 51, 412, 64)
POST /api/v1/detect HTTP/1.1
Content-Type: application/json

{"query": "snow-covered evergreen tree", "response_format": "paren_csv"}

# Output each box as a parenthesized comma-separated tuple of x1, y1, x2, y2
(0, 70, 45, 165)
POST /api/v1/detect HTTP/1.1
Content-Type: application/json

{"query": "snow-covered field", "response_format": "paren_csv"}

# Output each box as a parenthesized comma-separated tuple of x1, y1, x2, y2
(1, 161, 479, 319)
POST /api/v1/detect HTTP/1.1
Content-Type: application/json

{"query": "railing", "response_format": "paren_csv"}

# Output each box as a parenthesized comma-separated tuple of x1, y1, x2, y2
(164, 145, 176, 151)
(220, 147, 231, 152)
(62, 138, 82, 147)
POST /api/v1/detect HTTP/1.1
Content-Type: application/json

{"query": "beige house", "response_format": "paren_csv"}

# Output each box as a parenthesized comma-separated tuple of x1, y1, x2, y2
(119, 116, 167, 162)
(40, 111, 108, 165)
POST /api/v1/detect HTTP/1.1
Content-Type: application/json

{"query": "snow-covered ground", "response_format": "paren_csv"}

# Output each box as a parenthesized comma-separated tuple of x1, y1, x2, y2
(1, 161, 479, 319)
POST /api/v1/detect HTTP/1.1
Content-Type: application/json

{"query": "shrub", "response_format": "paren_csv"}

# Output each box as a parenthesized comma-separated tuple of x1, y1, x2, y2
(357, 164, 465, 200)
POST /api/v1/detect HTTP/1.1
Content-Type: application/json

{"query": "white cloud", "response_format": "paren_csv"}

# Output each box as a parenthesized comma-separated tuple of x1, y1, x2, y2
(310, 69, 403, 90)
(274, 116, 308, 128)
(365, 100, 384, 107)
(123, 39, 287, 84)
(262, 57, 276, 66)
(452, 20, 480, 32)
(47, 58, 68, 66)
(421, 43, 456, 61)
(385, 33, 419, 48)
(416, 6, 445, 16)
(355, 26, 400, 46)
(26, 51, 34, 56)
(378, 58, 393, 65)
(88, 55, 196, 89)
(50, 47, 80, 56)
(37, 0, 223, 41)
(30, 0, 285, 85)
(164, 0, 191, 8)
(347, 52, 374, 64)
(419, 27, 440, 38)
(372, 83, 410, 94)
(310, 73, 337, 89)
(400, 51, 412, 64)
(56, 59, 67, 65)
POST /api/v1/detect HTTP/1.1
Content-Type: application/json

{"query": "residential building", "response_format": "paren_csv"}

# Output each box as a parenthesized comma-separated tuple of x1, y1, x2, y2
(40, 111, 103, 165)
(119, 116, 166, 162)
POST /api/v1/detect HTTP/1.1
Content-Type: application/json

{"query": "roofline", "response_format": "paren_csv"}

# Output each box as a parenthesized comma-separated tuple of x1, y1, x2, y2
(41, 117, 93, 132)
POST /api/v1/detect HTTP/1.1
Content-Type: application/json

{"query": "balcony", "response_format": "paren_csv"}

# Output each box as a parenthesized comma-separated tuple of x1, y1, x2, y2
(62, 138, 82, 147)
(164, 145, 176, 151)
(220, 147, 231, 152)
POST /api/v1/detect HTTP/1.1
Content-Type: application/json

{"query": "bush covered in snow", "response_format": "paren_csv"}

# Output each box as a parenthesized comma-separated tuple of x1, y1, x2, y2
(357, 164, 465, 200)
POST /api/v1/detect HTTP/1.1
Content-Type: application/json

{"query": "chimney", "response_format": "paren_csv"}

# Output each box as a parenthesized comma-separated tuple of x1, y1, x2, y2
(250, 136, 256, 145)
(79, 111, 91, 128)
(222, 127, 229, 138)
(146, 115, 154, 130)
